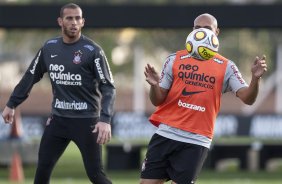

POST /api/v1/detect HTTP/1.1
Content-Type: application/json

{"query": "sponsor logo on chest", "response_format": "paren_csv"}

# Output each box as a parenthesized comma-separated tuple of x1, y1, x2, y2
(49, 64, 82, 86)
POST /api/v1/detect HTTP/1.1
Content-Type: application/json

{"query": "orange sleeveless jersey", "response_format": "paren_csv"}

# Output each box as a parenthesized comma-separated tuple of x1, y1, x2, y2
(149, 50, 228, 139)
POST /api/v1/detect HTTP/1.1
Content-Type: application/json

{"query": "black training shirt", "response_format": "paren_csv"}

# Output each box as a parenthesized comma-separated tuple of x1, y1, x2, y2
(7, 35, 116, 123)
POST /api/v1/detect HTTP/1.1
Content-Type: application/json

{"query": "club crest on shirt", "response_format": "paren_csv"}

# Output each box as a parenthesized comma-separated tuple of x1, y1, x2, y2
(73, 50, 83, 64)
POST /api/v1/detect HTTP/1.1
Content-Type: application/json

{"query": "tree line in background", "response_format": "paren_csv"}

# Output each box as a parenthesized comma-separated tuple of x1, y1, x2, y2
(0, 28, 275, 88)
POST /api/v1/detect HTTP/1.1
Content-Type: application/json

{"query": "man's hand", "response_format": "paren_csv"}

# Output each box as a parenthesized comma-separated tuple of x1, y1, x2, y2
(237, 55, 268, 105)
(92, 122, 111, 145)
(144, 63, 160, 86)
(251, 55, 267, 79)
(2, 106, 15, 124)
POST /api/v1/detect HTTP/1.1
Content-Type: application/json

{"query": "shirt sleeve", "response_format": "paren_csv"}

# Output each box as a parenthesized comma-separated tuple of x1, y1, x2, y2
(6, 49, 46, 108)
(93, 48, 116, 123)
(159, 54, 176, 89)
(222, 60, 248, 94)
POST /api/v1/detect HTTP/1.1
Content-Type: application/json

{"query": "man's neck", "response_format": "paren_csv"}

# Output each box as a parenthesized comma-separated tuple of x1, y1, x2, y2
(63, 34, 81, 44)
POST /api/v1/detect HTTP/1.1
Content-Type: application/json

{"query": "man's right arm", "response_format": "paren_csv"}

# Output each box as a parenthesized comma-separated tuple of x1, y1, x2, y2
(145, 54, 174, 106)
(6, 49, 46, 109)
(2, 49, 46, 124)
(145, 63, 169, 106)
(149, 84, 169, 106)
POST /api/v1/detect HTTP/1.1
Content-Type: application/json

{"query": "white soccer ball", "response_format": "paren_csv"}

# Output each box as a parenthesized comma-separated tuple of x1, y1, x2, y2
(185, 28, 219, 60)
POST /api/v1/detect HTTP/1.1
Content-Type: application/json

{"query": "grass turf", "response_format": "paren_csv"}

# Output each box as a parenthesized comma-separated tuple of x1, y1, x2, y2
(1, 142, 282, 184)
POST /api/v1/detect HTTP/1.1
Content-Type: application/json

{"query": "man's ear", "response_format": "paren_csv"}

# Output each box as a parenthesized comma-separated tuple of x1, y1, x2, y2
(82, 18, 85, 27)
(216, 28, 220, 36)
(57, 17, 62, 27)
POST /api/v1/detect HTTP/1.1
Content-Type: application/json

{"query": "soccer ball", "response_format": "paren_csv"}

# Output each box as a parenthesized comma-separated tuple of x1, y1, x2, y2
(185, 28, 219, 60)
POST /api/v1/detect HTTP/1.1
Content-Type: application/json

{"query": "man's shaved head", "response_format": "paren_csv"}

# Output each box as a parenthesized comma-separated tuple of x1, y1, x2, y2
(194, 13, 219, 35)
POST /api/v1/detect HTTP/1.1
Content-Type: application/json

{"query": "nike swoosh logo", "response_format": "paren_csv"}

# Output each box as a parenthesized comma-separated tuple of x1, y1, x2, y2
(182, 88, 205, 96)
(51, 54, 58, 58)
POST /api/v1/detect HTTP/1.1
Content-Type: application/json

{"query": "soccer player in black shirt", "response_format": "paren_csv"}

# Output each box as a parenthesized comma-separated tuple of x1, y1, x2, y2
(2, 3, 115, 184)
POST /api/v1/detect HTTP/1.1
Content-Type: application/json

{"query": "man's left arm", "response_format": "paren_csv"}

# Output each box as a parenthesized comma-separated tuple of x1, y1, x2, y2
(97, 49, 116, 123)
(236, 55, 267, 105)
(92, 48, 116, 144)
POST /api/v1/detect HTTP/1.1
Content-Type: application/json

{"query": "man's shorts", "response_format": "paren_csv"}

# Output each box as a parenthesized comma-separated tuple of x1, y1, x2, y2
(140, 133, 209, 184)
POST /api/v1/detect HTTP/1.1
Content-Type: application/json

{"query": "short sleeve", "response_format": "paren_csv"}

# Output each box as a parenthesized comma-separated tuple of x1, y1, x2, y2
(222, 60, 248, 94)
(159, 54, 176, 89)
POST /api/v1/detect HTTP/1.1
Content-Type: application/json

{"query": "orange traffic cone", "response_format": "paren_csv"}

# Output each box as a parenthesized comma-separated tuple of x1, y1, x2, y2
(9, 152, 24, 182)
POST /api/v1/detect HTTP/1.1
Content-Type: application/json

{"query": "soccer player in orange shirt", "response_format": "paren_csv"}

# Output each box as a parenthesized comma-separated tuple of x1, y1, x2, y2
(140, 13, 267, 184)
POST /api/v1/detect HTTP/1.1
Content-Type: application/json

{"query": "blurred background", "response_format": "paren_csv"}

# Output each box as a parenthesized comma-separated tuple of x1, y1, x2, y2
(0, 0, 282, 183)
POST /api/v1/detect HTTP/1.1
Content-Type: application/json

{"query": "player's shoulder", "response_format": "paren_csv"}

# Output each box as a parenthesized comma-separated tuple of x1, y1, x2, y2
(80, 35, 102, 52)
(210, 53, 233, 66)
(39, 37, 61, 53)
(218, 55, 240, 73)
(166, 52, 177, 62)
(215, 53, 237, 66)
(44, 36, 61, 46)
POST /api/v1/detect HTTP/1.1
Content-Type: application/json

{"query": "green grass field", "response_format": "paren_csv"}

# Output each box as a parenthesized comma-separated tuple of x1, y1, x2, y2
(1, 142, 282, 184)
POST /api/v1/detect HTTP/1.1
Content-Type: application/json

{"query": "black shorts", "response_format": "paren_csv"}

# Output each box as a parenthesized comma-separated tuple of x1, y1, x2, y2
(141, 134, 209, 184)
